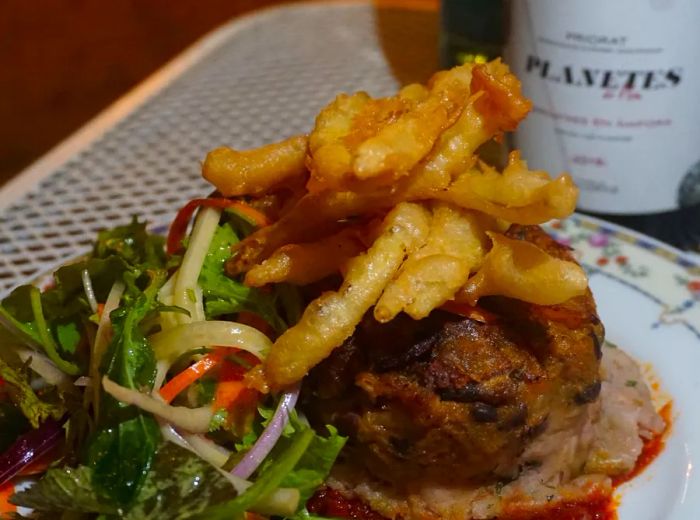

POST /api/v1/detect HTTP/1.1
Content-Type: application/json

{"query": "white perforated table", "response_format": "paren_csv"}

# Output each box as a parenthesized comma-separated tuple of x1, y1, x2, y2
(0, 1, 439, 295)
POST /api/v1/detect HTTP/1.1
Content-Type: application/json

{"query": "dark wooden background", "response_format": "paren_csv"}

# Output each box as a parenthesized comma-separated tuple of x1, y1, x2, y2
(1, 0, 435, 187)
(0, 0, 307, 186)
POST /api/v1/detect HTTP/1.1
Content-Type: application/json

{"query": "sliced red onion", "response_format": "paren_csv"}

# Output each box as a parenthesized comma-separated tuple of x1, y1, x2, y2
(231, 384, 300, 479)
(0, 417, 65, 486)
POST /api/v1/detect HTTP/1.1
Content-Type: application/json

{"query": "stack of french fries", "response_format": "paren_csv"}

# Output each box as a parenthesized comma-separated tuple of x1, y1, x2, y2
(202, 59, 587, 390)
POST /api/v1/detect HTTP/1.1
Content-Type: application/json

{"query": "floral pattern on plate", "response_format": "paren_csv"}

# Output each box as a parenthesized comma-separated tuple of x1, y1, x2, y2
(544, 215, 700, 336)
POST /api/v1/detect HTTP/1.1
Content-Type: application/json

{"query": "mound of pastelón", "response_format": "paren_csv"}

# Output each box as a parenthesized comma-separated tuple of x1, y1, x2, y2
(200, 59, 665, 519)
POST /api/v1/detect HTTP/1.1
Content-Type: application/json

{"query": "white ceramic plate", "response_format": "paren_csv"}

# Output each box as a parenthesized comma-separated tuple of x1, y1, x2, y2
(543, 214, 700, 520)
(3, 214, 699, 519)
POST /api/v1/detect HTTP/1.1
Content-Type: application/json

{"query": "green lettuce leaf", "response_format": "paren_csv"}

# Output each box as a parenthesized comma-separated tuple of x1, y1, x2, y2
(0, 357, 64, 428)
(9, 465, 117, 514)
(123, 443, 236, 519)
(198, 222, 302, 334)
(0, 218, 167, 377)
(199, 418, 346, 520)
(279, 425, 346, 505)
(1, 256, 128, 325)
(198, 223, 282, 328)
(197, 428, 314, 520)
(10, 443, 234, 519)
(86, 269, 165, 506)
(93, 217, 167, 268)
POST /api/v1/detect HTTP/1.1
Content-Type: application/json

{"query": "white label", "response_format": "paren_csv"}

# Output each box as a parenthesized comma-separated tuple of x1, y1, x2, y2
(506, 0, 700, 214)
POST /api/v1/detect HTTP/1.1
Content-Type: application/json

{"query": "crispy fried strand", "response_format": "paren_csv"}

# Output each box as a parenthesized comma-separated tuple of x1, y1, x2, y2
(471, 59, 532, 133)
(228, 152, 573, 275)
(457, 232, 588, 306)
(353, 71, 470, 179)
(437, 151, 578, 224)
(264, 202, 431, 388)
(203, 135, 308, 196)
(375, 204, 492, 322)
(307, 63, 496, 191)
(225, 190, 388, 276)
(398, 83, 430, 102)
(226, 61, 564, 272)
(405, 59, 531, 191)
(307, 92, 372, 191)
(244, 226, 367, 286)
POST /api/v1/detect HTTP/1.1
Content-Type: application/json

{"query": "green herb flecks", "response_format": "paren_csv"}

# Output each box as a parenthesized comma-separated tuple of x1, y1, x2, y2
(0, 357, 64, 429)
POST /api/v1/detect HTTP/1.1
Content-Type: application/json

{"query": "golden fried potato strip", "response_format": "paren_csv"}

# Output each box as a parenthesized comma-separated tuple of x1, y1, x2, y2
(202, 135, 308, 196)
(374, 204, 492, 322)
(244, 226, 368, 287)
(437, 151, 578, 224)
(398, 60, 531, 195)
(229, 152, 572, 274)
(471, 59, 532, 133)
(308, 93, 422, 191)
(457, 232, 588, 306)
(353, 93, 457, 179)
(225, 188, 395, 276)
(306, 92, 372, 191)
(227, 61, 552, 273)
(307, 63, 487, 190)
(398, 83, 429, 102)
(264, 202, 431, 389)
(353, 69, 471, 179)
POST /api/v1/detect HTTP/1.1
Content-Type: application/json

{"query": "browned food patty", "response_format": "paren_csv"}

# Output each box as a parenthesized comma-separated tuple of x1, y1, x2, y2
(301, 225, 604, 485)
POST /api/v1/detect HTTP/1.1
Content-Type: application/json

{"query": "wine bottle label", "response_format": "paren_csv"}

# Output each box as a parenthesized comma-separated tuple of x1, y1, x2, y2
(506, 0, 700, 214)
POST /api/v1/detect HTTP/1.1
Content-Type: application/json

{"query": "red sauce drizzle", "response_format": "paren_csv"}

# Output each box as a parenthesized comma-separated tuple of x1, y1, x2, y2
(308, 403, 672, 520)
(502, 493, 616, 520)
(307, 488, 387, 520)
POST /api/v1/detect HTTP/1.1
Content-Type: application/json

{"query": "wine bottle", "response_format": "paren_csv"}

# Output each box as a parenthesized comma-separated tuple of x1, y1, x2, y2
(505, 0, 700, 251)
(441, 0, 700, 251)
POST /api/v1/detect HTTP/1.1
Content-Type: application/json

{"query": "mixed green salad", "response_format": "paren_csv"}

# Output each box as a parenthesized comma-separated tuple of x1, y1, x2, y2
(0, 201, 345, 519)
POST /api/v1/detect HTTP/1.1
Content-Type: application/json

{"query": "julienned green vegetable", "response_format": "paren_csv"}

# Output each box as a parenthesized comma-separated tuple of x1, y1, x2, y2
(0, 214, 346, 519)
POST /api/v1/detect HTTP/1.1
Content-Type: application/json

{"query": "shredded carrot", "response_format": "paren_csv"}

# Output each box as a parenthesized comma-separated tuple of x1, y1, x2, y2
(226, 201, 271, 228)
(212, 354, 262, 412)
(159, 349, 227, 404)
(167, 198, 271, 255)
(0, 481, 15, 514)
(213, 380, 247, 410)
